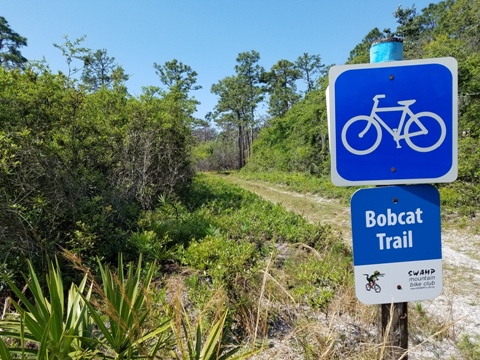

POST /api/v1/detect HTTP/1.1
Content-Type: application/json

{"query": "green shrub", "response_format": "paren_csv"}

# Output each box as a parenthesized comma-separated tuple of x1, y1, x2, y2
(181, 235, 258, 285)
(438, 182, 480, 217)
(175, 173, 351, 321)
(0, 255, 173, 359)
(244, 89, 330, 177)
(0, 66, 195, 288)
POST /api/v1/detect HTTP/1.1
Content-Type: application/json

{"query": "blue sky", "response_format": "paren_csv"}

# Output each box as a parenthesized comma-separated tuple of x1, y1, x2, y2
(3, 1, 440, 120)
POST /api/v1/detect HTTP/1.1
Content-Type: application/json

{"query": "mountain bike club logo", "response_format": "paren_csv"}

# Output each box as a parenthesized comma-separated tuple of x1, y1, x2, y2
(364, 270, 384, 293)
(328, 57, 458, 186)
(362, 268, 437, 294)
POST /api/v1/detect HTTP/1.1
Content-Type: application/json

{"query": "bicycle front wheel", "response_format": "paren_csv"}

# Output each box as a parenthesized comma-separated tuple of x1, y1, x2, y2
(341, 116, 382, 155)
(374, 284, 381, 293)
(404, 112, 446, 152)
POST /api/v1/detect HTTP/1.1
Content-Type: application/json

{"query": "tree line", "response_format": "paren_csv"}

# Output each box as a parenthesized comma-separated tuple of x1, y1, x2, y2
(201, 51, 326, 170)
(241, 0, 480, 190)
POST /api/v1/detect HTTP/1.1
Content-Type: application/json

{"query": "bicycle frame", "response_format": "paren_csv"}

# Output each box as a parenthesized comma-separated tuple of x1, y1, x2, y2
(361, 95, 427, 148)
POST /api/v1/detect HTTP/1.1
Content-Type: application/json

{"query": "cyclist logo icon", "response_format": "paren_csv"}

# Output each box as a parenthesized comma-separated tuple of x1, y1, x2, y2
(341, 94, 446, 155)
(364, 270, 385, 293)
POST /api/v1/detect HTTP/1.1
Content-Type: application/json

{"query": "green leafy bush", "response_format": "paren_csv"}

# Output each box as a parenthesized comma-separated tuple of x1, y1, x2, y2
(243, 89, 330, 176)
(0, 65, 195, 287)
(181, 235, 258, 285)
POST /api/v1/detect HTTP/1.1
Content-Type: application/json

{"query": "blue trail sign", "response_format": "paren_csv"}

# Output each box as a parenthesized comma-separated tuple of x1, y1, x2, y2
(350, 185, 442, 304)
(327, 57, 457, 186)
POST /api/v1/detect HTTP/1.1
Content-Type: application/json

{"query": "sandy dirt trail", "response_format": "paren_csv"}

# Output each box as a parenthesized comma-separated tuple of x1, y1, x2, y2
(219, 175, 480, 358)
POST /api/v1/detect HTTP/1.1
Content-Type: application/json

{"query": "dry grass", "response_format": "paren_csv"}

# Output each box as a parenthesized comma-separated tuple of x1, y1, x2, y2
(217, 173, 476, 359)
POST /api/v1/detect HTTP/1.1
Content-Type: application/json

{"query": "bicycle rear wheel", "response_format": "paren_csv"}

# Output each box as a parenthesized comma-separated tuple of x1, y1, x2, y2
(341, 116, 382, 155)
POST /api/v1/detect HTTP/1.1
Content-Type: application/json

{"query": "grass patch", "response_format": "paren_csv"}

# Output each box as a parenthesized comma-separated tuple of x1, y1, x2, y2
(458, 335, 480, 359)
(214, 172, 353, 237)
(235, 170, 358, 203)
(233, 170, 480, 236)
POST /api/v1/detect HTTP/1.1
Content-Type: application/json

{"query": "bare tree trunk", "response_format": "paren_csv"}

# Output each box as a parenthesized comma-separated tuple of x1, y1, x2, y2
(238, 123, 244, 169)
(247, 127, 253, 158)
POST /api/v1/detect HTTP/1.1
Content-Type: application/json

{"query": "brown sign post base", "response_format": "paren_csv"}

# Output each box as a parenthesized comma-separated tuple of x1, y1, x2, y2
(379, 302, 408, 360)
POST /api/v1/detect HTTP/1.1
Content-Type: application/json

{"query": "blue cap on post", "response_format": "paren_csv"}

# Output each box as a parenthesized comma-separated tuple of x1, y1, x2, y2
(370, 37, 404, 63)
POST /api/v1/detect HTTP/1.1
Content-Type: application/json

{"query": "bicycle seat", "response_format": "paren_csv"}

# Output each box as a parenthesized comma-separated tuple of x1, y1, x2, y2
(397, 99, 416, 106)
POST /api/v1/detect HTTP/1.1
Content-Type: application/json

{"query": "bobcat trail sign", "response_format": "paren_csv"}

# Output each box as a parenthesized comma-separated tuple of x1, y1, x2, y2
(327, 57, 458, 186)
(350, 185, 442, 305)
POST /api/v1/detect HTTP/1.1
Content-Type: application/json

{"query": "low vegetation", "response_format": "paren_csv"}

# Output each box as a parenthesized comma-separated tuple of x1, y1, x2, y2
(1, 174, 352, 358)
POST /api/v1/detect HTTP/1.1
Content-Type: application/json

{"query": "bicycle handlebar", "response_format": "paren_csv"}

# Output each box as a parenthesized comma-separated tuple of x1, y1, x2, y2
(373, 94, 386, 100)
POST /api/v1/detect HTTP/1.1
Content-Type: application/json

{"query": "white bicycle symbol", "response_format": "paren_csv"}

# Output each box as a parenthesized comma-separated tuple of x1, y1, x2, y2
(341, 94, 446, 155)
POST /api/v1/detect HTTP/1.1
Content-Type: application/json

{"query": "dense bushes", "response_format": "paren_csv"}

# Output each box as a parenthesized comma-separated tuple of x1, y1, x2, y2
(193, 137, 238, 171)
(127, 173, 350, 309)
(0, 67, 194, 286)
(244, 89, 330, 176)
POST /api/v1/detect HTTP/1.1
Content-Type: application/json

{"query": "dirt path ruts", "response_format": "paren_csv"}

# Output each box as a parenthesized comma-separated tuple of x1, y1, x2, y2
(219, 174, 480, 357)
